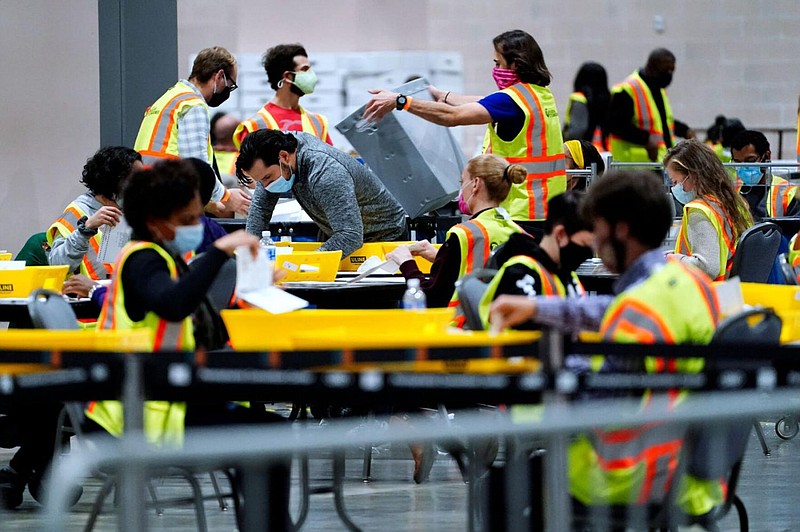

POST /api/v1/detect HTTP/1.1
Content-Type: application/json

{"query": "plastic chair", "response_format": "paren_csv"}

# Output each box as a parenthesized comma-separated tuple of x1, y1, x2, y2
(711, 307, 782, 465)
(26, 290, 222, 530)
(27, 289, 80, 330)
(777, 254, 798, 285)
(729, 222, 782, 283)
(455, 269, 497, 331)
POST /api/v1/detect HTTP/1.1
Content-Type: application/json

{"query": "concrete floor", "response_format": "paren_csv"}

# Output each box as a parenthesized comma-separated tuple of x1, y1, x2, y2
(1, 421, 799, 531)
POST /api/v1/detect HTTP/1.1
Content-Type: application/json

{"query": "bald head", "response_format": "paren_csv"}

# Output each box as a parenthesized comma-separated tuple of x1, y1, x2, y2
(211, 113, 240, 151)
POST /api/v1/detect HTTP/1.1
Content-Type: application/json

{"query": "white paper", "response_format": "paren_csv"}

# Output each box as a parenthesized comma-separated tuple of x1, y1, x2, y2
(98, 218, 132, 264)
(238, 286, 309, 314)
(715, 276, 744, 318)
(235, 247, 272, 293)
(0, 261, 25, 270)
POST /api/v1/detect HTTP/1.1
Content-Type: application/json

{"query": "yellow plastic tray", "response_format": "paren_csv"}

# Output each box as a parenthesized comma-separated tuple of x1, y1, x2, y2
(740, 282, 800, 312)
(338, 243, 389, 271)
(221, 307, 457, 351)
(0, 265, 69, 298)
(319, 356, 540, 374)
(275, 242, 321, 252)
(289, 328, 540, 351)
(274, 250, 342, 283)
(0, 329, 152, 352)
(0, 253, 11, 261)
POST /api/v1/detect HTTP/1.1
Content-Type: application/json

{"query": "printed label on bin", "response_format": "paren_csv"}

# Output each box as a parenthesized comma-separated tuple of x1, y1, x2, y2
(0, 284, 13, 293)
(282, 261, 299, 272)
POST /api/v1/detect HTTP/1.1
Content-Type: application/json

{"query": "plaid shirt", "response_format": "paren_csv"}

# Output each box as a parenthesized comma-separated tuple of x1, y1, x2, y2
(175, 80, 225, 202)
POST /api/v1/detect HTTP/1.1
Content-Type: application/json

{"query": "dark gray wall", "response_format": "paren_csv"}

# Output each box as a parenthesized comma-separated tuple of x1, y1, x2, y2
(99, 0, 178, 147)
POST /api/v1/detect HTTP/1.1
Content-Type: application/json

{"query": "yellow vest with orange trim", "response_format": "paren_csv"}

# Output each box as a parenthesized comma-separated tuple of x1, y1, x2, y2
(569, 259, 721, 515)
(674, 196, 736, 281)
(563, 91, 606, 151)
(760, 175, 797, 218)
(477, 254, 572, 330)
(134, 81, 214, 167)
(484, 83, 567, 221)
(232, 104, 329, 149)
(215, 150, 239, 177)
(609, 71, 674, 163)
(86, 241, 192, 447)
(46, 201, 112, 280)
(447, 208, 525, 326)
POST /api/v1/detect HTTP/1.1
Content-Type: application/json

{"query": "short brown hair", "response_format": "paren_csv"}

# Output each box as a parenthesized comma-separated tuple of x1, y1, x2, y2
(190, 46, 236, 83)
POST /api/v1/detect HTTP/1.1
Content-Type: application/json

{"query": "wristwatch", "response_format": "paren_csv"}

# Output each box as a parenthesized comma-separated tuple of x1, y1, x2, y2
(396, 94, 408, 111)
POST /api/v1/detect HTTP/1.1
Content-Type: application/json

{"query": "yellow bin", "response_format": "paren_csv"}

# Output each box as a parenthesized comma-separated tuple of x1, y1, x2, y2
(0, 253, 12, 261)
(0, 265, 69, 298)
(274, 250, 342, 283)
(221, 307, 455, 351)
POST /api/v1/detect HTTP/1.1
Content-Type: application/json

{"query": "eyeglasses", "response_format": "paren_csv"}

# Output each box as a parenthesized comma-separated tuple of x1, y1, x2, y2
(222, 71, 238, 92)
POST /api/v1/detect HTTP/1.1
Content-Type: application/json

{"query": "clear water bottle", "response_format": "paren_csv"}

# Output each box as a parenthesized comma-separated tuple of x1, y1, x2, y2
(402, 278, 427, 311)
(260, 230, 277, 262)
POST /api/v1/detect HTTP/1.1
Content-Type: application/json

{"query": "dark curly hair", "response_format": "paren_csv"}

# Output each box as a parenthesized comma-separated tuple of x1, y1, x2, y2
(262, 43, 308, 91)
(122, 159, 200, 241)
(80, 146, 141, 200)
(235, 129, 298, 185)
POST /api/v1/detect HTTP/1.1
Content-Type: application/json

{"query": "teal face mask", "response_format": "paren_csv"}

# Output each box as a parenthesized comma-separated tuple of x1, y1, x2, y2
(671, 180, 696, 205)
(736, 165, 763, 186)
(266, 161, 296, 194)
(291, 70, 318, 95)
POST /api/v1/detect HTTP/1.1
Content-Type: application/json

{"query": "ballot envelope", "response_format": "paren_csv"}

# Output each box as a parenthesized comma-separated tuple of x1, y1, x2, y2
(336, 77, 465, 219)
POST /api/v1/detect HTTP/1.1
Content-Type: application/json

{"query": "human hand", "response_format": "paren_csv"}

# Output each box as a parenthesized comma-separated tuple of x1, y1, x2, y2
(222, 188, 252, 217)
(385, 246, 413, 265)
(427, 84, 445, 102)
(214, 230, 259, 257)
(363, 89, 399, 124)
(62, 274, 97, 298)
(489, 295, 537, 331)
(408, 240, 438, 262)
(85, 206, 123, 230)
(204, 200, 232, 218)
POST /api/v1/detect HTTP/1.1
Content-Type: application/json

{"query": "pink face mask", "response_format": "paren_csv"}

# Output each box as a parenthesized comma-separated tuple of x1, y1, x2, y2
(457, 191, 472, 216)
(492, 67, 520, 90)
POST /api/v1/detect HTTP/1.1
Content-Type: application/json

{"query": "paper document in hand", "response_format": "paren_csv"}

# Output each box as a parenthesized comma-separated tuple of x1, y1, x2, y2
(98, 218, 132, 265)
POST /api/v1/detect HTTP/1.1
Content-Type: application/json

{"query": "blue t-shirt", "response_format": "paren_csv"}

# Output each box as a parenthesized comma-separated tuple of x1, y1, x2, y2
(477, 92, 526, 142)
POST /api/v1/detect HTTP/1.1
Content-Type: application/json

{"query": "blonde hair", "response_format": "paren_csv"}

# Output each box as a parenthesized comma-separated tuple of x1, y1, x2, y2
(664, 139, 753, 239)
(190, 46, 237, 83)
(464, 154, 526, 203)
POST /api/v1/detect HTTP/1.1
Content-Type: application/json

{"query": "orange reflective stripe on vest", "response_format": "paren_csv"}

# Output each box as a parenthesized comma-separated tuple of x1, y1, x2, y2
(460, 220, 492, 276)
(146, 91, 203, 160)
(48, 203, 110, 279)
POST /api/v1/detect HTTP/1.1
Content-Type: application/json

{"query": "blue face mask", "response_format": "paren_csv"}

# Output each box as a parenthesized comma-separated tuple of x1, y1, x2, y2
(266, 161, 296, 194)
(736, 165, 763, 186)
(671, 181, 696, 205)
(168, 223, 204, 255)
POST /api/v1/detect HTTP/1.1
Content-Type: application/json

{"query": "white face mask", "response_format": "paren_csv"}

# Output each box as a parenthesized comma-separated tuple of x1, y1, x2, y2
(168, 223, 204, 255)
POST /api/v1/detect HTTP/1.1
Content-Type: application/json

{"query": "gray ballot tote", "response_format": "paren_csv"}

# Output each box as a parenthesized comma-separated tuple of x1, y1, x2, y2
(336, 78, 466, 219)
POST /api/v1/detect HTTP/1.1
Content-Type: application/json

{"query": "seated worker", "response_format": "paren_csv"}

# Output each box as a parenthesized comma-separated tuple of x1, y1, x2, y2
(47, 146, 142, 281)
(665, 140, 753, 281)
(564, 139, 605, 191)
(731, 129, 799, 220)
(236, 129, 408, 257)
(490, 170, 725, 518)
(233, 43, 332, 148)
(477, 191, 593, 329)
(385, 154, 527, 311)
(62, 158, 228, 305)
(84, 160, 289, 524)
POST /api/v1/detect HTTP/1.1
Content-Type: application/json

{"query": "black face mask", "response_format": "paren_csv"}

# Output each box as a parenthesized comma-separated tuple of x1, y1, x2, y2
(559, 241, 594, 272)
(654, 72, 673, 88)
(207, 81, 231, 108)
